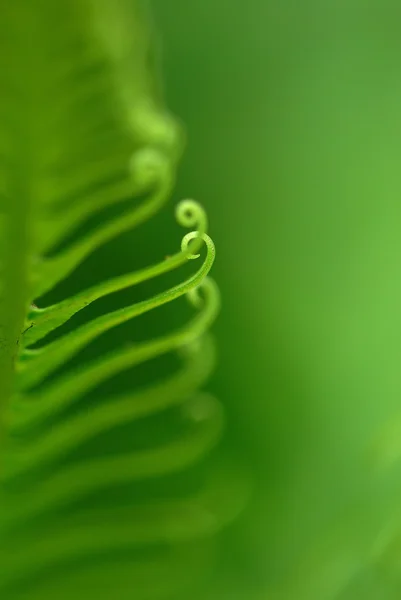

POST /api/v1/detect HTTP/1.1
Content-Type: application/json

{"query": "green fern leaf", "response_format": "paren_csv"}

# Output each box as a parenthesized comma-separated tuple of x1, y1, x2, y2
(0, 2, 247, 598)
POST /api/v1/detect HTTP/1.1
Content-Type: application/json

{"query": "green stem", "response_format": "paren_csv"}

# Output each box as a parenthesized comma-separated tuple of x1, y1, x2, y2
(0, 175, 30, 425)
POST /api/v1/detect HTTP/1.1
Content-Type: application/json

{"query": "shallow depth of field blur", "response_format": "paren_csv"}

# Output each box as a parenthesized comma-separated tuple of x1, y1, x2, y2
(3, 1, 401, 599)
(149, 2, 401, 597)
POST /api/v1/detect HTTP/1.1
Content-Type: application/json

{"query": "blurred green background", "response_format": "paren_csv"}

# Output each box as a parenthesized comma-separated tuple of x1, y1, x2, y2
(147, 1, 401, 597)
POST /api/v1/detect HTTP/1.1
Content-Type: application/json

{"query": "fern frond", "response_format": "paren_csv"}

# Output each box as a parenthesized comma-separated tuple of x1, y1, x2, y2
(0, 1, 246, 597)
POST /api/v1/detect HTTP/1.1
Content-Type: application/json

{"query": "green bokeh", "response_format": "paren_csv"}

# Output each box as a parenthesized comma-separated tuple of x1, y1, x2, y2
(151, 1, 401, 596)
